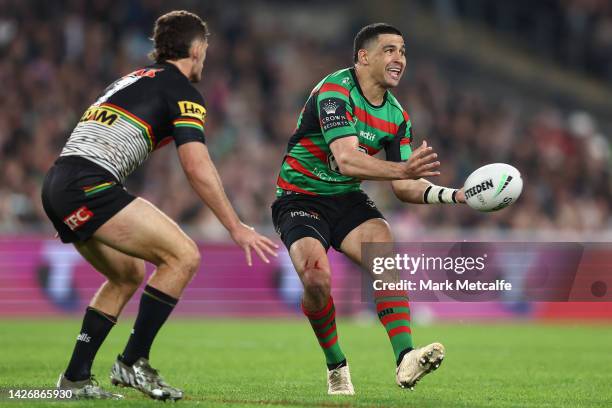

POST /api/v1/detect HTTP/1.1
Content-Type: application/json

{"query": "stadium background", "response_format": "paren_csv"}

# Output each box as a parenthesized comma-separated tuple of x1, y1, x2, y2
(1, 1, 612, 406)
(1, 0, 611, 316)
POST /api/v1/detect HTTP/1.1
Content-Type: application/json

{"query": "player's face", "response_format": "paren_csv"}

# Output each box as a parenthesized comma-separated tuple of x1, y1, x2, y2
(370, 34, 406, 88)
(189, 38, 208, 83)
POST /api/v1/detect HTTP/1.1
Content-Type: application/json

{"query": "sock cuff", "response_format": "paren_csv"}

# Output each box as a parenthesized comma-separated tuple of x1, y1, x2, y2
(143, 285, 178, 307)
(86, 306, 117, 324)
(327, 359, 347, 371)
(302, 296, 334, 320)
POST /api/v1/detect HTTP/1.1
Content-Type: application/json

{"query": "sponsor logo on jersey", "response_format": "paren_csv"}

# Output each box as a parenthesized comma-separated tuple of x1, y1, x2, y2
(63, 206, 94, 231)
(178, 101, 207, 122)
(312, 167, 344, 182)
(129, 68, 163, 78)
(319, 98, 350, 132)
(79, 106, 119, 126)
(322, 100, 339, 114)
(290, 210, 320, 220)
(359, 130, 376, 141)
(464, 179, 494, 199)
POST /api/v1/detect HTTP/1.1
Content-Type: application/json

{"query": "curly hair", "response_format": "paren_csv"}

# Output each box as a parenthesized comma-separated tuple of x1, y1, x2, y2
(149, 10, 209, 63)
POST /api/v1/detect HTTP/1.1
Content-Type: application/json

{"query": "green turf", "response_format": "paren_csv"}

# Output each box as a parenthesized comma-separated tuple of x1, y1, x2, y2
(1, 319, 611, 407)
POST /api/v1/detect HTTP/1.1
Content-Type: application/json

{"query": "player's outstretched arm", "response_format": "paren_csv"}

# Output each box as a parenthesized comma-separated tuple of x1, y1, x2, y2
(177, 142, 278, 266)
(391, 178, 466, 204)
(330, 137, 441, 181)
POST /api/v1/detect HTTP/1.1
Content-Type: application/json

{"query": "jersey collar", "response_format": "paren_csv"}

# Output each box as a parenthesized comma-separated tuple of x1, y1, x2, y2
(157, 61, 187, 79)
(349, 67, 388, 109)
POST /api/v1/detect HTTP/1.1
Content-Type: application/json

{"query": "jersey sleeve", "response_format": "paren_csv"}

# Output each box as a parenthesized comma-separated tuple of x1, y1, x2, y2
(166, 82, 207, 146)
(385, 113, 413, 162)
(316, 82, 357, 145)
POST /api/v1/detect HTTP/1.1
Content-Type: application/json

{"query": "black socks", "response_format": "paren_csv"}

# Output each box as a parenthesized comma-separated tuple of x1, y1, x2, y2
(120, 285, 178, 366)
(64, 307, 116, 382)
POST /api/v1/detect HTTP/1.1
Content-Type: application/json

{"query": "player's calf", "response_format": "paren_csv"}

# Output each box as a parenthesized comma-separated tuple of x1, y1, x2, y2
(119, 285, 179, 367)
(374, 290, 414, 365)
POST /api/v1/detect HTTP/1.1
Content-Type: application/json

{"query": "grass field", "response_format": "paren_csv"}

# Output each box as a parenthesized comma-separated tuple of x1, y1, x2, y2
(1, 319, 611, 407)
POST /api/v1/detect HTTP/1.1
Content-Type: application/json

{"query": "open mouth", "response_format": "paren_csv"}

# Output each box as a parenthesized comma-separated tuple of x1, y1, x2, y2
(386, 66, 402, 81)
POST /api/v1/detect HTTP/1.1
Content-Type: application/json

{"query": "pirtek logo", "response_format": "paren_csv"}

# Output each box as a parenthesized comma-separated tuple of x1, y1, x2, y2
(290, 210, 320, 220)
(63, 206, 93, 231)
(464, 179, 494, 199)
(77, 333, 91, 343)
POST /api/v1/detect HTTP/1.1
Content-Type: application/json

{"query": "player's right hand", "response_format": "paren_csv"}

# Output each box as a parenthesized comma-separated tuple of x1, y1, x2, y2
(400, 140, 440, 179)
(230, 222, 279, 266)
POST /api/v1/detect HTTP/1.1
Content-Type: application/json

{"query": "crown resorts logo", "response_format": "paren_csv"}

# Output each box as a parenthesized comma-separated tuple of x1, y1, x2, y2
(322, 100, 339, 115)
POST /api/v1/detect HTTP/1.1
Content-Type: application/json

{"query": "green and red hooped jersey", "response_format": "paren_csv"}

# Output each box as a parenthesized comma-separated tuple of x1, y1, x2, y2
(276, 67, 413, 196)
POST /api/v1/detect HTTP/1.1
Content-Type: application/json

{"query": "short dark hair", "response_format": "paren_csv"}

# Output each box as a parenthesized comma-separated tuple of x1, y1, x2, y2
(353, 23, 403, 63)
(149, 10, 209, 63)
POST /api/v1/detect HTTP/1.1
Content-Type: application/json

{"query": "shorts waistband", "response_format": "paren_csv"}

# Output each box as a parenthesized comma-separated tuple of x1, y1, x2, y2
(278, 189, 365, 198)
(55, 156, 120, 183)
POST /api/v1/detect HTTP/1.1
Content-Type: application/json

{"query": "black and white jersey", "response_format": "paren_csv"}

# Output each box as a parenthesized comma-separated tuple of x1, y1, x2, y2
(60, 62, 206, 182)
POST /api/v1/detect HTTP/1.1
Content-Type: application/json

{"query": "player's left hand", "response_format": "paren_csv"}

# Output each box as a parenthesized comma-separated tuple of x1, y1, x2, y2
(230, 222, 279, 266)
(456, 188, 466, 203)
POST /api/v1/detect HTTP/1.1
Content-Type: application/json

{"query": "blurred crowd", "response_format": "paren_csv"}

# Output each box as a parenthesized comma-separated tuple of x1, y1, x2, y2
(430, 0, 612, 81)
(0, 0, 610, 239)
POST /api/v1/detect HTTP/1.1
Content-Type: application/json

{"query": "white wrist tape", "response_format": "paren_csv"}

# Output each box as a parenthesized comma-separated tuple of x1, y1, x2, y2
(423, 184, 458, 204)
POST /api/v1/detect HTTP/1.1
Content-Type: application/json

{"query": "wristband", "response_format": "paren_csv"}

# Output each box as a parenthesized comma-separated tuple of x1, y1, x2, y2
(423, 185, 458, 204)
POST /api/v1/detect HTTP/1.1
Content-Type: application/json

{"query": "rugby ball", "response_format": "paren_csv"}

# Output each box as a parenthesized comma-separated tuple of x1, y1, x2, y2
(463, 163, 522, 212)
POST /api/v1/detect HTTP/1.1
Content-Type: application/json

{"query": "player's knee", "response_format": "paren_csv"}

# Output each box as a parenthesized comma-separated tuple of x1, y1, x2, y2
(174, 239, 201, 281)
(123, 261, 146, 287)
(185, 245, 201, 279)
(301, 264, 331, 299)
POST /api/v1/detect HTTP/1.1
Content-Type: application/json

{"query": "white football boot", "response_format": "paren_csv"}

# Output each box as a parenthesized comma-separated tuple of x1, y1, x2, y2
(57, 373, 123, 400)
(396, 342, 445, 389)
(327, 364, 355, 395)
(110, 356, 182, 401)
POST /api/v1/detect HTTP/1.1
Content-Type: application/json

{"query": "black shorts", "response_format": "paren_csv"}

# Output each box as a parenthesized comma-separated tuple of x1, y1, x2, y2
(271, 190, 384, 251)
(41, 156, 136, 243)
